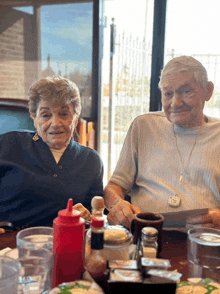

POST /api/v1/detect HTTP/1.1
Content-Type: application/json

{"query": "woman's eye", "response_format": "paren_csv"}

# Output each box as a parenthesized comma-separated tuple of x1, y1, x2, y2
(60, 113, 68, 117)
(41, 113, 50, 118)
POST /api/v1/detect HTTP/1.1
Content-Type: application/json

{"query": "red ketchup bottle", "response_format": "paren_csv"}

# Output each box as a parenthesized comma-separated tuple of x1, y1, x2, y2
(52, 198, 85, 288)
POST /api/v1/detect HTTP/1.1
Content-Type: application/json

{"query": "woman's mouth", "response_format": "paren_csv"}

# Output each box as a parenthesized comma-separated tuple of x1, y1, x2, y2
(49, 132, 64, 135)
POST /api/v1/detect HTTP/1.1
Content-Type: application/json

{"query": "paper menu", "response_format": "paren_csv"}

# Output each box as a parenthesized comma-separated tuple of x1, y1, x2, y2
(161, 208, 209, 228)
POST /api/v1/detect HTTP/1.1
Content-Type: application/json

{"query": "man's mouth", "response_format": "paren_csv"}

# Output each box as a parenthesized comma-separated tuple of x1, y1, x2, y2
(170, 109, 191, 114)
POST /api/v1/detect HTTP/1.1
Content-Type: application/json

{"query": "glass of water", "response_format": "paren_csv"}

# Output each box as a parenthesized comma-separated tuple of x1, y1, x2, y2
(16, 227, 53, 292)
(4, 248, 50, 294)
(0, 256, 21, 294)
(16, 227, 53, 250)
(187, 227, 220, 282)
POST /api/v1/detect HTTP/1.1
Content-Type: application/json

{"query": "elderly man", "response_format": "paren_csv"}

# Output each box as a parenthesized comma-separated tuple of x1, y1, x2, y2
(104, 56, 220, 229)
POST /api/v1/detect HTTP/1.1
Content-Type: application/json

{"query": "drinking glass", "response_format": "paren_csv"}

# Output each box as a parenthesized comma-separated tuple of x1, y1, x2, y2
(187, 227, 220, 282)
(0, 256, 21, 294)
(16, 227, 53, 250)
(5, 248, 50, 294)
(16, 227, 53, 292)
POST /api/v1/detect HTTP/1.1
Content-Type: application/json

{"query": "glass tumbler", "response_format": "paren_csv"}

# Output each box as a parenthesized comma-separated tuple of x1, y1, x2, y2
(16, 227, 53, 292)
(187, 227, 220, 282)
(5, 248, 50, 294)
(0, 256, 21, 294)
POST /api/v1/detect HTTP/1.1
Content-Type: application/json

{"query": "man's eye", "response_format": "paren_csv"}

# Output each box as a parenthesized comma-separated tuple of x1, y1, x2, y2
(164, 92, 173, 99)
(182, 90, 191, 94)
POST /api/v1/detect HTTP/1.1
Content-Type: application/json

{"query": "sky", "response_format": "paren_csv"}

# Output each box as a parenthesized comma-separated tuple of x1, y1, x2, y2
(15, 3, 93, 76)
(41, 3, 93, 75)
(165, 0, 220, 56)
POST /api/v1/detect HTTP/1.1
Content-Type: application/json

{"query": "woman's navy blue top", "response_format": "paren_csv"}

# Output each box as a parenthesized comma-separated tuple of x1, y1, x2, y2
(0, 131, 103, 228)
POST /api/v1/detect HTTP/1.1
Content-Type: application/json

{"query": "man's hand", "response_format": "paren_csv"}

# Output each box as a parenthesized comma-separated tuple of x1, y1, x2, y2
(187, 208, 220, 229)
(107, 200, 141, 229)
(73, 203, 91, 222)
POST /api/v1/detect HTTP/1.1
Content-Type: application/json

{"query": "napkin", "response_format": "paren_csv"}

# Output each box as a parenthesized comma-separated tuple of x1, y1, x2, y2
(0, 247, 11, 256)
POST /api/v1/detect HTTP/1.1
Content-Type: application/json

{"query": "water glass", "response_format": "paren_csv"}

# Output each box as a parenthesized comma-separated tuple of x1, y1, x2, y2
(0, 256, 21, 294)
(16, 227, 53, 250)
(187, 227, 220, 282)
(16, 227, 53, 291)
(5, 248, 50, 294)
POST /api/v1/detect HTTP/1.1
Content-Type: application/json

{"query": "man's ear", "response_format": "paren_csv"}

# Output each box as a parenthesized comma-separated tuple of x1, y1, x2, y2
(75, 116, 79, 128)
(205, 81, 214, 102)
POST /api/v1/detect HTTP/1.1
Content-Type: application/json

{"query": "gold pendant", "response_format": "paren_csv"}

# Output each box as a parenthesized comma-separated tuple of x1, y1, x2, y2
(168, 194, 181, 207)
(32, 133, 39, 141)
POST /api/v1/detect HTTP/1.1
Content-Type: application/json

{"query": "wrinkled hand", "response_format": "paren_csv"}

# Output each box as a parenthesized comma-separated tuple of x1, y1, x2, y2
(73, 203, 91, 222)
(107, 200, 141, 229)
(187, 208, 220, 229)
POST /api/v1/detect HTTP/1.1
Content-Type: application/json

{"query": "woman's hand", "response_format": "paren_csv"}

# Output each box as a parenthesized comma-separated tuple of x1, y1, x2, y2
(107, 200, 141, 229)
(187, 208, 220, 229)
(73, 203, 91, 222)
(0, 228, 5, 234)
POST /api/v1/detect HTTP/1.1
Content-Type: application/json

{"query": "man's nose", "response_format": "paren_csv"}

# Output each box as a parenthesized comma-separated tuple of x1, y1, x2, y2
(171, 92, 182, 107)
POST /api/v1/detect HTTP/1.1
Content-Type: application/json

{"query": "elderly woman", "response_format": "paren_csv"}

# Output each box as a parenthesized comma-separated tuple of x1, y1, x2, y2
(0, 76, 103, 229)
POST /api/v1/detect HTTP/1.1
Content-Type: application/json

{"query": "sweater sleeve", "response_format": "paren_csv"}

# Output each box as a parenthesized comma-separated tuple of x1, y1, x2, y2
(110, 117, 139, 192)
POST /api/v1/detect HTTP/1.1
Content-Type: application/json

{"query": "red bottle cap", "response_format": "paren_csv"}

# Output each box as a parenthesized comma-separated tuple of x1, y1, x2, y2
(91, 217, 104, 228)
(58, 199, 81, 223)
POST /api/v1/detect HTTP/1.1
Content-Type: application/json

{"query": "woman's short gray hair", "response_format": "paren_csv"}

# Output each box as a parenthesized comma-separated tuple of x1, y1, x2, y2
(28, 76, 81, 117)
(159, 56, 209, 89)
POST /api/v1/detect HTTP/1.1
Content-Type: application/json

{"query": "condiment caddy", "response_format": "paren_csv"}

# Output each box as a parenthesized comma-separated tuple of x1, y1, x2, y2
(50, 197, 181, 294)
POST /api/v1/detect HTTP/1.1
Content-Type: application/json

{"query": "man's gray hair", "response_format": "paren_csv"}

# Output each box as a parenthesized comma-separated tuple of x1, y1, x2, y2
(159, 56, 209, 89)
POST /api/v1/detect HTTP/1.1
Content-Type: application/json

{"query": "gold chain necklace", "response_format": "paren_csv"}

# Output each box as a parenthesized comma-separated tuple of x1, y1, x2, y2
(168, 124, 202, 207)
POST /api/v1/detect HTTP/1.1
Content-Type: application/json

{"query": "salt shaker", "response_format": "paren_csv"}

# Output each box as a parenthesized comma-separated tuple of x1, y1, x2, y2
(141, 227, 158, 258)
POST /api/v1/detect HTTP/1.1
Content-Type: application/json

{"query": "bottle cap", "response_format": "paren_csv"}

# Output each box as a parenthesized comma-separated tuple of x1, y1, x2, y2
(58, 199, 81, 223)
(91, 196, 105, 210)
(91, 217, 104, 228)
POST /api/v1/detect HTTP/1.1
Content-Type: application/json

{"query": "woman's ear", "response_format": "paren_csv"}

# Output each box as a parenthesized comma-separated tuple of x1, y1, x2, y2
(205, 81, 214, 101)
(30, 115, 37, 129)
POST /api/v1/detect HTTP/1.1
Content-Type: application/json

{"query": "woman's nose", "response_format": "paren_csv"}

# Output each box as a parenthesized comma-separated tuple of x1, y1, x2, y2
(50, 115, 61, 126)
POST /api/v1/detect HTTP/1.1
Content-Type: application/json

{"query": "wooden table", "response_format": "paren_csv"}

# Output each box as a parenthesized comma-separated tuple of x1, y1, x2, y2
(0, 230, 18, 251)
(160, 229, 188, 281)
(0, 228, 189, 281)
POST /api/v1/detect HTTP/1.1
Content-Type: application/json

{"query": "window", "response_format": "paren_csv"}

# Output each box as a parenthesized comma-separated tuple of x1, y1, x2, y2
(0, 1, 93, 118)
(164, 0, 220, 118)
(101, 0, 154, 183)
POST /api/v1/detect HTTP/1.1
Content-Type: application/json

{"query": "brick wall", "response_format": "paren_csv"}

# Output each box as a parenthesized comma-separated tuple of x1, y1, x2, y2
(0, 7, 38, 100)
